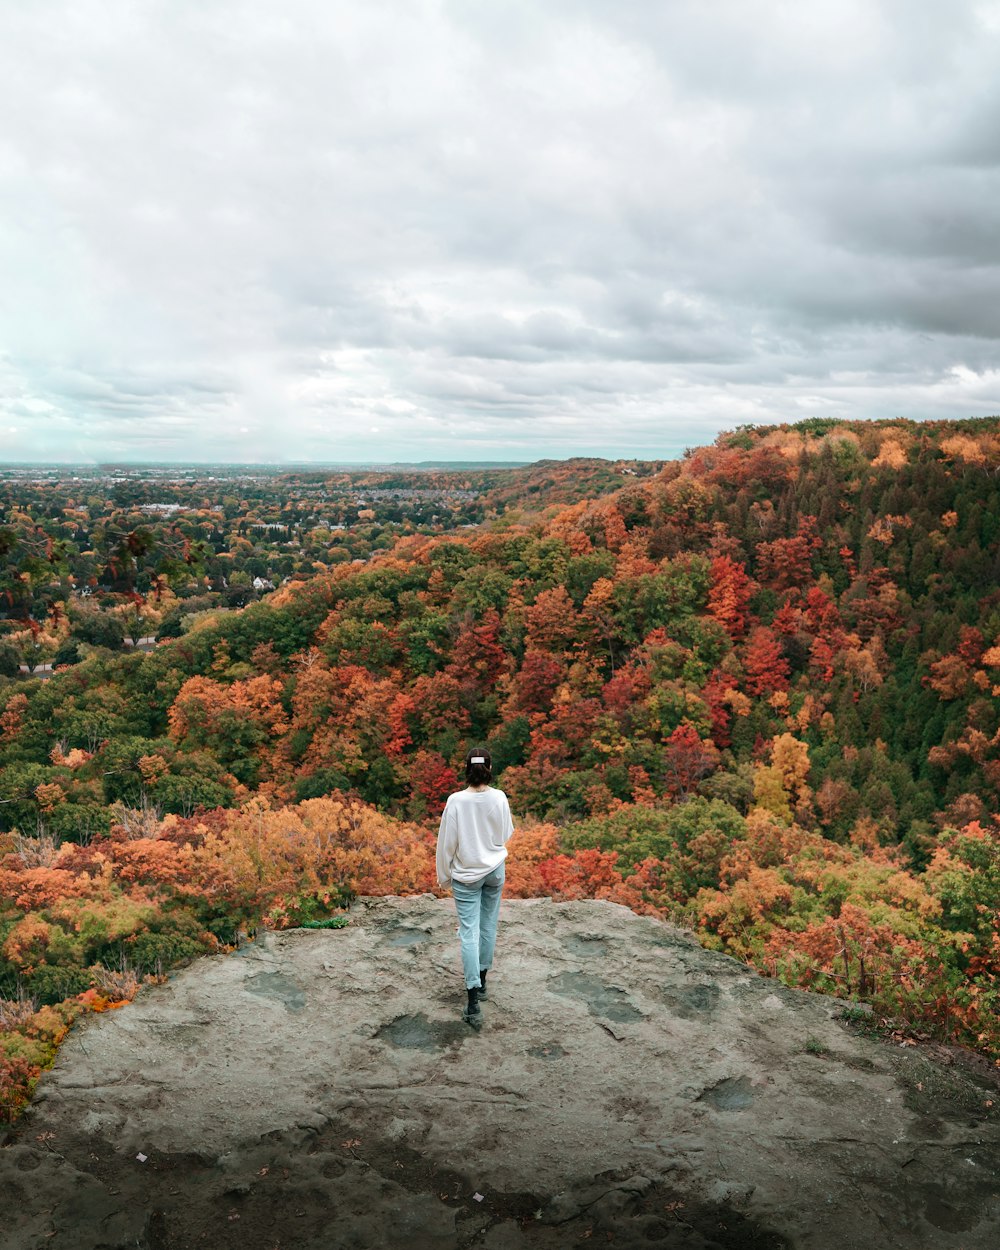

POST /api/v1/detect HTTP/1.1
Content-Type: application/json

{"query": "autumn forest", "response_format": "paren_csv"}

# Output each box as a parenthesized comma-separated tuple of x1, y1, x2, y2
(2, 417, 1000, 1121)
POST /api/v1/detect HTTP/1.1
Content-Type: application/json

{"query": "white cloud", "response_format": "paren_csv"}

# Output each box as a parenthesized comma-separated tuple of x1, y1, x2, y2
(0, 0, 998, 463)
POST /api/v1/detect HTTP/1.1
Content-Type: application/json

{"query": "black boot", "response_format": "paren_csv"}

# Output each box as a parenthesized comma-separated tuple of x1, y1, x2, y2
(478, 969, 488, 999)
(462, 986, 482, 1027)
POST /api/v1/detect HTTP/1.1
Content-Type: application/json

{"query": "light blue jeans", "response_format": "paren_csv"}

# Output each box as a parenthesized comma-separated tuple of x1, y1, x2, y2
(451, 861, 505, 990)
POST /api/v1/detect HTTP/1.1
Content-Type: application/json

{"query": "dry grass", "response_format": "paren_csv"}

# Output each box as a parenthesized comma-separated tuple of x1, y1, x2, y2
(91, 956, 144, 1003)
(0, 995, 38, 1030)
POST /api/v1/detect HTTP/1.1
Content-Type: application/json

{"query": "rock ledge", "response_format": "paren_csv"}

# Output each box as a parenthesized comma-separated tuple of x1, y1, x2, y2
(3, 895, 998, 1249)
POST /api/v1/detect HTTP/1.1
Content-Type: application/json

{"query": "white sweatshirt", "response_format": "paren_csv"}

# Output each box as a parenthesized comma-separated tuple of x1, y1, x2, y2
(436, 787, 515, 885)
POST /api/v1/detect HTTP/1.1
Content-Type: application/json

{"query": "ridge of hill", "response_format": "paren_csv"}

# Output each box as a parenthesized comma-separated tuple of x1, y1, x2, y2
(4, 896, 999, 1250)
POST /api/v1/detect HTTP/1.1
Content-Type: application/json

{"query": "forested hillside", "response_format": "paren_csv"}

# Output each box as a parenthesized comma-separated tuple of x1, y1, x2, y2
(3, 417, 1000, 1120)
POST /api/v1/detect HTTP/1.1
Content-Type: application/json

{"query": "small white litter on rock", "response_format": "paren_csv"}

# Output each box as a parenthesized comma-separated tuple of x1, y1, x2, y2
(473, 1192, 484, 1202)
(136, 1153, 147, 1163)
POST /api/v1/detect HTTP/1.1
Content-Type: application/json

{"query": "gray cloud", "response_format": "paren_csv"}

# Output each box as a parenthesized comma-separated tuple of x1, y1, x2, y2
(0, 0, 998, 464)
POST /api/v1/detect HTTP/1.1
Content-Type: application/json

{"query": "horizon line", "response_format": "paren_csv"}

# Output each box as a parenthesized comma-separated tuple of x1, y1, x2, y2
(0, 456, 667, 468)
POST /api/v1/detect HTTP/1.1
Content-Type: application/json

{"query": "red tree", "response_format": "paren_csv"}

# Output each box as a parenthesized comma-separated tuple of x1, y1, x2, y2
(661, 723, 721, 795)
(743, 627, 790, 696)
(706, 556, 755, 639)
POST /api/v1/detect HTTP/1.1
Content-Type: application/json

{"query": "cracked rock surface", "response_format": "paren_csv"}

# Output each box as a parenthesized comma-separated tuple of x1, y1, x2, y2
(2, 895, 999, 1249)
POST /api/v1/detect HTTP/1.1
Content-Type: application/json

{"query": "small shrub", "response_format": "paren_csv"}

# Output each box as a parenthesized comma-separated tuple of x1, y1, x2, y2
(22, 965, 92, 1006)
(0, 1054, 40, 1123)
(110, 922, 213, 976)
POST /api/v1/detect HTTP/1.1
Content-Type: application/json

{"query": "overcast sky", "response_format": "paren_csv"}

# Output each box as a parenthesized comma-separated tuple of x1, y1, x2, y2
(1, 0, 999, 464)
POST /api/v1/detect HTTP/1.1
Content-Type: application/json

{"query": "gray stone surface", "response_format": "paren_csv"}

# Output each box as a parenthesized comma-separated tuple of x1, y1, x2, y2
(2, 894, 999, 1248)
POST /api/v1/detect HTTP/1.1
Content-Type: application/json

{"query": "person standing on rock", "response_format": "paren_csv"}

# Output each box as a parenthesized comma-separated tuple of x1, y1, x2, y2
(436, 746, 514, 1028)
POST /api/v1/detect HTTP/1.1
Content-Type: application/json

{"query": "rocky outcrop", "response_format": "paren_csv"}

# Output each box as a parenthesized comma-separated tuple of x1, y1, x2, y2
(3, 895, 998, 1249)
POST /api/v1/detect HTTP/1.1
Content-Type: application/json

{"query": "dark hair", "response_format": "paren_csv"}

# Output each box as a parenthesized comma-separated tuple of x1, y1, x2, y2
(465, 746, 492, 787)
